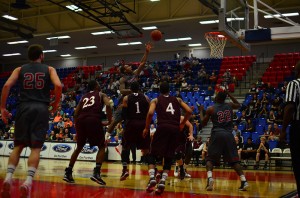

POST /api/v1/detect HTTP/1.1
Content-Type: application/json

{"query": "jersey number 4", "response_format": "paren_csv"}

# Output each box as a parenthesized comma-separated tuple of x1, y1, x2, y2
(24, 73, 45, 89)
(166, 103, 175, 115)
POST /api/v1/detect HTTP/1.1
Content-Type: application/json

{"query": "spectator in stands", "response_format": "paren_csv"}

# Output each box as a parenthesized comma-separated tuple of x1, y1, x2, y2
(150, 80, 159, 92)
(209, 72, 217, 85)
(249, 83, 258, 95)
(269, 123, 281, 141)
(53, 125, 60, 135)
(254, 136, 269, 170)
(3, 132, 9, 140)
(193, 84, 200, 92)
(232, 112, 238, 125)
(270, 96, 281, 112)
(235, 136, 243, 161)
(275, 107, 283, 125)
(222, 69, 232, 87)
(245, 119, 254, 133)
(261, 93, 269, 105)
(49, 131, 56, 141)
(256, 78, 264, 89)
(241, 138, 257, 168)
(281, 81, 288, 94)
(239, 111, 247, 126)
(57, 129, 65, 141)
(232, 125, 241, 137)
(193, 137, 203, 167)
(265, 82, 275, 94)
(57, 118, 64, 129)
(264, 124, 273, 138)
(68, 98, 76, 109)
(53, 111, 62, 124)
(64, 117, 73, 128)
(198, 66, 207, 81)
(181, 79, 188, 92)
(258, 104, 268, 118)
(174, 91, 182, 99)
(267, 110, 276, 125)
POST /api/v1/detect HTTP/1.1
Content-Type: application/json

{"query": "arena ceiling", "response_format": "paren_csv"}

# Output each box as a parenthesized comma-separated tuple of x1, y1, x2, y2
(0, 0, 300, 64)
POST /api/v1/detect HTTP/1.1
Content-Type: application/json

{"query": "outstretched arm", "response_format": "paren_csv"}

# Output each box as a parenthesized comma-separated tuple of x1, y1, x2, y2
(133, 42, 152, 76)
(49, 66, 62, 112)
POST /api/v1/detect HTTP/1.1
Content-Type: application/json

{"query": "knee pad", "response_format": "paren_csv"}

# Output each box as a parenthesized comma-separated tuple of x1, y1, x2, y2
(163, 157, 173, 170)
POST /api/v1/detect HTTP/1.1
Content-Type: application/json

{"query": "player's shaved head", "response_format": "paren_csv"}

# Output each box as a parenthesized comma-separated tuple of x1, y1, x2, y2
(88, 80, 99, 91)
(159, 81, 170, 94)
(130, 81, 140, 93)
(216, 91, 227, 103)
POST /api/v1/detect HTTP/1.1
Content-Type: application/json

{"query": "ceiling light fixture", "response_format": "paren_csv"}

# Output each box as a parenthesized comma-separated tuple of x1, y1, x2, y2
(165, 37, 192, 42)
(142, 26, 157, 30)
(117, 42, 142, 46)
(75, 46, 97, 50)
(46, 36, 71, 40)
(91, 31, 114, 35)
(60, 54, 71, 57)
(264, 12, 299, 18)
(43, 50, 57, 53)
(2, 14, 18, 21)
(3, 53, 21, 57)
(188, 43, 202, 47)
(199, 20, 219, 24)
(66, 5, 82, 12)
(7, 40, 28, 44)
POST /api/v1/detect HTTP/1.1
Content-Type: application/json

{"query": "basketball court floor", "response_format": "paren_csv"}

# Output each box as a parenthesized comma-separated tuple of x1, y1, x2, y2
(0, 156, 297, 198)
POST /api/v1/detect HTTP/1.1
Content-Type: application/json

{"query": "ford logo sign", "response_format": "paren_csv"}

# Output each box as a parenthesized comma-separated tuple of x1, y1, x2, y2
(81, 146, 98, 154)
(8, 143, 14, 150)
(0, 142, 3, 149)
(52, 144, 71, 153)
(41, 144, 47, 151)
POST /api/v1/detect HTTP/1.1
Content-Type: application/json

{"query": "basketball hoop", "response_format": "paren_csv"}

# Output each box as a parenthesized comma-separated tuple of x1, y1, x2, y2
(205, 32, 227, 58)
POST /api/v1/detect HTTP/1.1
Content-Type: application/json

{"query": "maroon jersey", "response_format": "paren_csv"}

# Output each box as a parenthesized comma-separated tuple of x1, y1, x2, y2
(78, 91, 104, 120)
(156, 95, 181, 126)
(127, 93, 149, 120)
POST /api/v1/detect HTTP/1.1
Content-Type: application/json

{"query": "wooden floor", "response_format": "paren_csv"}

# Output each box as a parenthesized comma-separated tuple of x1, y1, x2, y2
(0, 156, 297, 198)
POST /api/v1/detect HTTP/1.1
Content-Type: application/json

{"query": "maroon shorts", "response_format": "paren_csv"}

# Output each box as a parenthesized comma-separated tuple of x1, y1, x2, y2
(175, 131, 187, 154)
(150, 123, 180, 158)
(123, 120, 150, 150)
(75, 116, 104, 147)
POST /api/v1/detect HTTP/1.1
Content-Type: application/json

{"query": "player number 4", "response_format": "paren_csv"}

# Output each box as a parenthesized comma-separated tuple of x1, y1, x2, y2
(166, 103, 175, 115)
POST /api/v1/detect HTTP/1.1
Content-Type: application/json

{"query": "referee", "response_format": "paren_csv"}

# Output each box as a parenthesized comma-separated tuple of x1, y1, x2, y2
(281, 60, 300, 196)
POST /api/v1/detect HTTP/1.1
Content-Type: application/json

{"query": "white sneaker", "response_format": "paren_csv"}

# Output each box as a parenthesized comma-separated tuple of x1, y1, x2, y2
(1, 179, 12, 198)
(206, 178, 214, 191)
(20, 182, 32, 198)
(185, 172, 191, 178)
(174, 166, 179, 177)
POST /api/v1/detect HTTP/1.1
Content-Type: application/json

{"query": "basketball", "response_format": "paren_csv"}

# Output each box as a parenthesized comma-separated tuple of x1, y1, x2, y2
(151, 30, 162, 41)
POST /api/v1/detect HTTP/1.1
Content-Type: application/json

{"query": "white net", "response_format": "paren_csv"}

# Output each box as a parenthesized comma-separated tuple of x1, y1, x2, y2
(205, 32, 227, 58)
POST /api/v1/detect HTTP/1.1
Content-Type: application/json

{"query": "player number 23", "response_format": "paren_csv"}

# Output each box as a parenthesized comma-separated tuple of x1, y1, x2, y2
(82, 96, 95, 108)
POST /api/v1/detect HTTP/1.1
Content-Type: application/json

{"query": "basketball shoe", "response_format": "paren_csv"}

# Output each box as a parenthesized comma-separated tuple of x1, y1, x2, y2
(155, 180, 165, 195)
(63, 167, 75, 183)
(206, 177, 214, 191)
(90, 167, 106, 185)
(239, 181, 249, 191)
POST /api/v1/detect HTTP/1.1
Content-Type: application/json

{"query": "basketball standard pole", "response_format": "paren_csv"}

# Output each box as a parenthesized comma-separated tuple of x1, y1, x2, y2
(253, 0, 258, 29)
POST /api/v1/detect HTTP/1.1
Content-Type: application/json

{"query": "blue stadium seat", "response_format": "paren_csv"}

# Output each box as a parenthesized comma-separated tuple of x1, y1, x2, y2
(251, 132, 260, 144)
(238, 124, 245, 132)
(256, 124, 264, 135)
(258, 118, 267, 127)
(242, 132, 251, 144)
(268, 140, 278, 151)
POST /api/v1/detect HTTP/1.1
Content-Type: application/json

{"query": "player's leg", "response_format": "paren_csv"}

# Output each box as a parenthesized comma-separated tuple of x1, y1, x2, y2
(155, 157, 172, 195)
(90, 145, 106, 185)
(120, 147, 130, 181)
(1, 145, 25, 197)
(184, 142, 193, 178)
(63, 144, 84, 183)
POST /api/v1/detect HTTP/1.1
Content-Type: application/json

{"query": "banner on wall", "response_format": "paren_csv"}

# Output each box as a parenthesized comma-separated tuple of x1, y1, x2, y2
(24, 142, 51, 158)
(48, 142, 76, 159)
(77, 144, 99, 161)
(3, 141, 27, 157)
(0, 141, 6, 156)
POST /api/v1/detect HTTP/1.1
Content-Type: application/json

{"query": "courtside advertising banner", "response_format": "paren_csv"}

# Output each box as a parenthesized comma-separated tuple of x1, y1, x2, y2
(77, 144, 99, 161)
(0, 140, 6, 155)
(24, 142, 51, 158)
(48, 142, 76, 159)
(3, 141, 26, 156)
